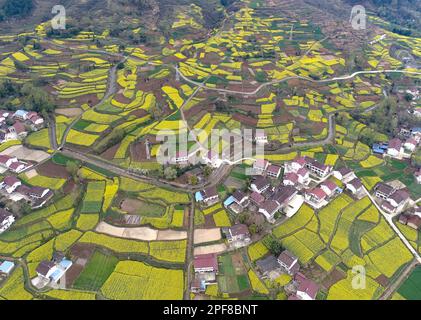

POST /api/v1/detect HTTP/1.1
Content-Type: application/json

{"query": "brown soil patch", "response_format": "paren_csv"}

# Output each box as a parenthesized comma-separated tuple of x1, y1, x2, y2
(101, 143, 120, 160)
(66, 243, 96, 287)
(375, 274, 389, 287)
(130, 141, 147, 162)
(120, 198, 143, 214)
(204, 214, 216, 228)
(55, 107, 83, 117)
(37, 160, 71, 179)
(321, 268, 347, 289)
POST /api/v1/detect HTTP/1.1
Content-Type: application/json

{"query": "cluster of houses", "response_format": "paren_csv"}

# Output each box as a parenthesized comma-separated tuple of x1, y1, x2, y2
(196, 155, 369, 224)
(255, 250, 319, 300)
(0, 109, 44, 144)
(33, 252, 73, 289)
(191, 224, 251, 293)
(0, 176, 53, 209)
(374, 182, 411, 215)
(0, 155, 32, 174)
(373, 128, 420, 160)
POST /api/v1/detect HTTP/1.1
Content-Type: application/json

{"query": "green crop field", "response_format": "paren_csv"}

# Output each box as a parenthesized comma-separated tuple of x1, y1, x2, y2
(73, 251, 119, 291)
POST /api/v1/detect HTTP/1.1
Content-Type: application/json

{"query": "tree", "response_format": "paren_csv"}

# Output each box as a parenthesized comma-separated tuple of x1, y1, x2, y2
(148, 103, 163, 120)
(66, 161, 79, 179)
(238, 213, 249, 224)
(203, 166, 213, 177)
(164, 166, 178, 180)
(249, 224, 258, 235)
(189, 175, 198, 185)
(265, 236, 284, 256)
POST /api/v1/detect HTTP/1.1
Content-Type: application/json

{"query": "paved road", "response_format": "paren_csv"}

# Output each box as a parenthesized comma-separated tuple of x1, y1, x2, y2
(380, 259, 418, 300)
(176, 67, 421, 96)
(184, 201, 195, 300)
(364, 186, 421, 263)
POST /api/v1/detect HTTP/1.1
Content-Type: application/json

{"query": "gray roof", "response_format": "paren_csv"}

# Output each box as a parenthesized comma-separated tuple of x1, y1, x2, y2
(256, 255, 278, 273)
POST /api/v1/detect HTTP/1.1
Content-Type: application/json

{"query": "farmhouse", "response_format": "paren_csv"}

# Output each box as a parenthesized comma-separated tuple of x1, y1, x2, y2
(375, 183, 410, 214)
(271, 185, 301, 216)
(266, 164, 282, 178)
(258, 200, 281, 222)
(0, 155, 30, 173)
(304, 156, 332, 177)
(277, 250, 300, 275)
(249, 191, 265, 206)
(0, 208, 15, 234)
(1, 176, 21, 194)
(384, 190, 410, 214)
(256, 255, 279, 277)
(285, 156, 306, 173)
(0, 260, 15, 275)
(305, 188, 327, 208)
(404, 137, 418, 152)
(35, 253, 73, 285)
(346, 178, 363, 195)
(250, 176, 270, 194)
(195, 187, 219, 205)
(283, 172, 298, 186)
(296, 168, 310, 185)
(36, 261, 57, 280)
(387, 138, 403, 158)
(225, 224, 250, 244)
(253, 159, 269, 173)
(333, 167, 355, 182)
(320, 180, 338, 197)
(232, 190, 249, 207)
(193, 253, 218, 273)
(374, 183, 395, 200)
(294, 273, 319, 300)
(0, 155, 18, 169)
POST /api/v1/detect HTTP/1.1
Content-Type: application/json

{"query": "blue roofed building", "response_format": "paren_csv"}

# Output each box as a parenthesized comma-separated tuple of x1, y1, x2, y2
(223, 196, 235, 208)
(13, 110, 28, 121)
(0, 260, 15, 275)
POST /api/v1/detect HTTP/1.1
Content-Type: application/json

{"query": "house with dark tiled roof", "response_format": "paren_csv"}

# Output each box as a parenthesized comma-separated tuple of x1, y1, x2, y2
(277, 250, 299, 275)
(346, 178, 363, 194)
(267, 165, 282, 178)
(387, 138, 403, 158)
(333, 167, 355, 182)
(251, 176, 270, 194)
(258, 200, 281, 222)
(305, 188, 327, 207)
(0, 208, 14, 234)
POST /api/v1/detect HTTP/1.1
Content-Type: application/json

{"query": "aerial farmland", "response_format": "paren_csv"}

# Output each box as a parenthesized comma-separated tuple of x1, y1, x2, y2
(0, 0, 419, 303)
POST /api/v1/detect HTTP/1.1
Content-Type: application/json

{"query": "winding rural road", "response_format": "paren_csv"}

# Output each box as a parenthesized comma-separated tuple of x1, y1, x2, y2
(176, 67, 421, 96)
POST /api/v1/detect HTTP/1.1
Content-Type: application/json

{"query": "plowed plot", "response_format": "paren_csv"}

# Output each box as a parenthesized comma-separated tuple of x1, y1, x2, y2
(120, 198, 165, 217)
(130, 141, 147, 161)
(66, 243, 95, 287)
(37, 161, 71, 179)
(101, 143, 120, 160)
